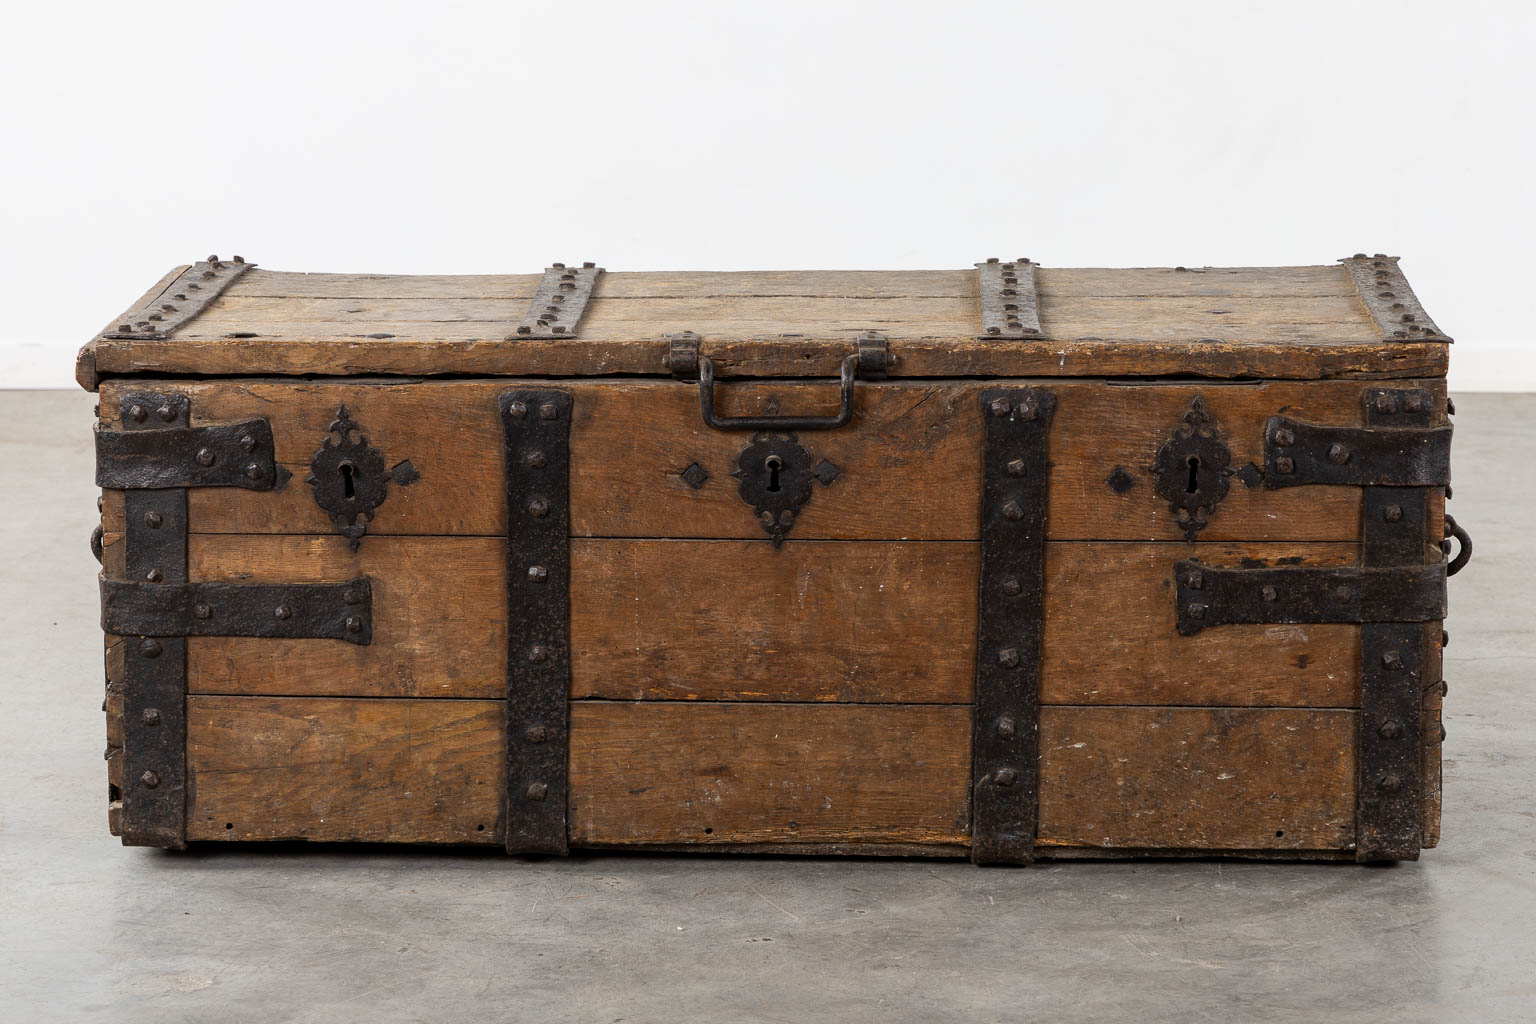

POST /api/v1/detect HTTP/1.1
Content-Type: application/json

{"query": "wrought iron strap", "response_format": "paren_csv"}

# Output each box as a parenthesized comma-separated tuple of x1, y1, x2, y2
(1356, 386, 1438, 862)
(972, 387, 1055, 865)
(96, 416, 278, 490)
(511, 263, 602, 338)
(1264, 415, 1450, 489)
(975, 258, 1043, 340)
(115, 391, 190, 849)
(1340, 254, 1451, 342)
(1174, 563, 1446, 636)
(102, 579, 372, 644)
(105, 256, 255, 340)
(500, 389, 573, 855)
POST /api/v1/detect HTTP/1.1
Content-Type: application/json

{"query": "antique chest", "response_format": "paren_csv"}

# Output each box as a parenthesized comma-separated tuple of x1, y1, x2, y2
(79, 254, 1468, 863)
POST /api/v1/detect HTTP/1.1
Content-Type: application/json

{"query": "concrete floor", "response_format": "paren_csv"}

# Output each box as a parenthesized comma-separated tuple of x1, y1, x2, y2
(0, 389, 1532, 1024)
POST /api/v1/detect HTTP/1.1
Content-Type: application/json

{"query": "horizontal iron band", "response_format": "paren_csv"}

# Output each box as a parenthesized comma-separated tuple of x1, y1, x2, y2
(101, 577, 372, 644)
(1263, 415, 1450, 489)
(1175, 562, 1446, 636)
(96, 418, 278, 490)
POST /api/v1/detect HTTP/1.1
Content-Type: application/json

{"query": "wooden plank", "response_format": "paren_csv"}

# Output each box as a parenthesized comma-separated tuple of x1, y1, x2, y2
(571, 540, 977, 702)
(101, 378, 1444, 542)
(1042, 543, 1359, 707)
(186, 695, 503, 843)
(568, 702, 972, 846)
(186, 535, 504, 699)
(1037, 706, 1357, 851)
(180, 697, 1359, 851)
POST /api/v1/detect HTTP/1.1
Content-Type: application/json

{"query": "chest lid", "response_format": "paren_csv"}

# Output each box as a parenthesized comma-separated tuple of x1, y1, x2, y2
(76, 254, 1449, 389)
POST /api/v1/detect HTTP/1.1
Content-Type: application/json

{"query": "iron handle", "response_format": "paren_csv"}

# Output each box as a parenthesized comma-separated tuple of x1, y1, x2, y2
(1443, 513, 1472, 576)
(697, 354, 860, 431)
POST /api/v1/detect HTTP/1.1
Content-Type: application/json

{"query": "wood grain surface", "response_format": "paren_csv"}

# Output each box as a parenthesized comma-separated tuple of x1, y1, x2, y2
(99, 378, 1445, 542)
(81, 264, 1449, 383)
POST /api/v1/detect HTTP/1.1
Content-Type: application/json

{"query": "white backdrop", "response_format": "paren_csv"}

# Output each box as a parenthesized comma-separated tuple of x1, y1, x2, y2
(2, 0, 1531, 389)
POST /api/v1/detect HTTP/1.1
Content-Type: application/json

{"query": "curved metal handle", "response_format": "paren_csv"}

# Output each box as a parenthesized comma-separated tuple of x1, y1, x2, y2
(698, 354, 860, 431)
(1443, 513, 1472, 576)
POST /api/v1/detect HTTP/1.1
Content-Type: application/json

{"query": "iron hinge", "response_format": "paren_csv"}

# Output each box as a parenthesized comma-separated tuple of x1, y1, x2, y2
(1174, 563, 1447, 636)
(96, 401, 285, 491)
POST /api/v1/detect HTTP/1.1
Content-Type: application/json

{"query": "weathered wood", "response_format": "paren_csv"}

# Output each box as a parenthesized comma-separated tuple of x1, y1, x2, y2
(81, 262, 1449, 386)
(568, 702, 972, 845)
(186, 535, 504, 699)
(100, 378, 1444, 543)
(1036, 707, 1357, 851)
(1042, 543, 1359, 707)
(571, 540, 978, 703)
(186, 695, 503, 843)
(180, 695, 1360, 851)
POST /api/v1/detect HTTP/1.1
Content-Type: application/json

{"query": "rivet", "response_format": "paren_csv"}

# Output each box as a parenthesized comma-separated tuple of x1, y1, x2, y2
(1187, 571, 1204, 590)
(1373, 393, 1398, 414)
(1274, 456, 1295, 474)
(245, 462, 264, 481)
(344, 589, 362, 605)
(986, 326, 1001, 335)
(526, 782, 549, 801)
(143, 511, 163, 529)
(528, 498, 550, 518)
(128, 404, 147, 423)
(1002, 578, 1022, 596)
(1383, 504, 1403, 523)
(528, 645, 548, 663)
(526, 724, 548, 743)
(144, 568, 163, 583)
(998, 648, 1020, 667)
(539, 402, 559, 420)
(140, 770, 161, 789)
(142, 708, 160, 726)
(507, 401, 528, 419)
(345, 616, 363, 634)
(274, 604, 291, 620)
(1378, 720, 1402, 739)
(1381, 651, 1403, 670)
(525, 450, 548, 469)
(528, 565, 549, 582)
(996, 715, 1015, 738)
(196, 448, 216, 467)
(239, 434, 257, 452)
(156, 404, 176, 422)
(1440, 679, 1449, 696)
(989, 398, 1011, 417)
(516, 326, 531, 335)
(1379, 773, 1401, 792)
(1334, 585, 1352, 603)
(1016, 400, 1038, 422)
(139, 638, 163, 658)
(1438, 723, 1447, 743)
(194, 603, 211, 619)
(1001, 501, 1023, 521)
(1186, 603, 1207, 620)
(1261, 585, 1278, 602)
(1441, 630, 1449, 648)
(1272, 428, 1295, 447)
(1327, 443, 1350, 465)
(1006, 459, 1026, 477)
(994, 767, 1019, 787)
(1403, 393, 1426, 414)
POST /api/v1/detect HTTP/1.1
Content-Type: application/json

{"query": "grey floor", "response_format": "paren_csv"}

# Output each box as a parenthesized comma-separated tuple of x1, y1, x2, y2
(1, 389, 1532, 1024)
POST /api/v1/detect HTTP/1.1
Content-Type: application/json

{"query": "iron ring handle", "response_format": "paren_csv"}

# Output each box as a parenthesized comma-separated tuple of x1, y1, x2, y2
(698, 354, 860, 431)
(1443, 513, 1472, 576)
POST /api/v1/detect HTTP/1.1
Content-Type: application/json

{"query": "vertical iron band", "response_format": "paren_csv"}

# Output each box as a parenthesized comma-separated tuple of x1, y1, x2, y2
(1356, 386, 1436, 861)
(117, 391, 191, 848)
(500, 389, 573, 855)
(972, 387, 1056, 864)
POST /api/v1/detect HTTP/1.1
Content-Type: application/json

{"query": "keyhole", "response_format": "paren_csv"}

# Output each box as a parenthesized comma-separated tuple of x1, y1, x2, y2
(1185, 455, 1201, 494)
(339, 461, 357, 500)
(765, 455, 783, 493)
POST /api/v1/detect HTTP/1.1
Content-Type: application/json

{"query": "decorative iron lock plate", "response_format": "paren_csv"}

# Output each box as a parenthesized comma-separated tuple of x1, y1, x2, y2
(306, 406, 418, 551)
(732, 432, 839, 546)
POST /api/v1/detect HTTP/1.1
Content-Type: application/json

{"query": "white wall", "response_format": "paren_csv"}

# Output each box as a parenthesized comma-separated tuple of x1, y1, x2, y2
(2, 0, 1531, 389)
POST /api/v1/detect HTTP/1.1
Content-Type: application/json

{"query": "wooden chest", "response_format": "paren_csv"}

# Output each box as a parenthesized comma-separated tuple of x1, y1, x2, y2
(80, 254, 1467, 863)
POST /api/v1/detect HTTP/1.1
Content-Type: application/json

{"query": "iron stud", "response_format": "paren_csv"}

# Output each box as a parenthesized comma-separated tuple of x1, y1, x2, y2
(142, 708, 161, 726)
(997, 648, 1020, 667)
(526, 782, 549, 801)
(528, 565, 549, 582)
(196, 448, 216, 467)
(1006, 459, 1026, 477)
(156, 405, 176, 422)
(994, 767, 1019, 787)
(1001, 501, 1023, 521)
(1379, 773, 1401, 792)
(239, 434, 257, 452)
(140, 770, 161, 789)
(345, 616, 363, 634)
(139, 638, 163, 658)
(1001, 578, 1022, 596)
(996, 715, 1015, 738)
(1187, 570, 1204, 590)
(507, 401, 528, 419)
(1381, 651, 1403, 670)
(128, 404, 147, 423)
(526, 724, 548, 743)
(989, 398, 1011, 417)
(1274, 456, 1295, 474)
(528, 645, 548, 663)
(1327, 443, 1350, 465)
(528, 498, 550, 518)
(245, 462, 264, 481)
(143, 511, 162, 529)
(1261, 585, 1277, 602)
(274, 604, 291, 620)
(539, 402, 559, 420)
(1186, 603, 1207, 620)
(1383, 504, 1403, 523)
(144, 568, 163, 583)
(525, 450, 548, 469)
(1378, 720, 1402, 740)
(194, 603, 211, 619)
